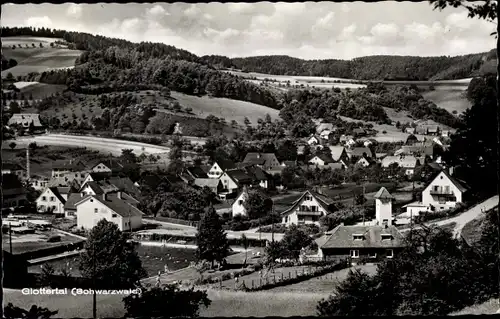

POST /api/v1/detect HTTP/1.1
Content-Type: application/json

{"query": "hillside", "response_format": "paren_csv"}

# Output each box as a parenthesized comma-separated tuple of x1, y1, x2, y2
(1, 37, 82, 78)
(201, 50, 496, 81)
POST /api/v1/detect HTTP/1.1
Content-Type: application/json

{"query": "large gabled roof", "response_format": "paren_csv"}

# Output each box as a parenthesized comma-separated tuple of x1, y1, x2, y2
(320, 225, 406, 249)
(281, 190, 336, 216)
(47, 187, 67, 204)
(328, 146, 347, 162)
(425, 170, 469, 194)
(74, 193, 143, 218)
(214, 159, 237, 171)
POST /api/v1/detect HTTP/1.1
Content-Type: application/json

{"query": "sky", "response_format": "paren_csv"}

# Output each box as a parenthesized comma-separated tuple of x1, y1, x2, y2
(1, 2, 496, 60)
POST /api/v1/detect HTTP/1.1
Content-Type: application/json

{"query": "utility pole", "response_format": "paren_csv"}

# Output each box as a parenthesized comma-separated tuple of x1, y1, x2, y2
(271, 202, 275, 244)
(9, 223, 13, 254)
(92, 241, 97, 319)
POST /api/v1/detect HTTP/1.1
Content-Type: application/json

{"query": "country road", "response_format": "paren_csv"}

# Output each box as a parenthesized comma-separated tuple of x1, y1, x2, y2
(399, 195, 499, 237)
(9, 134, 171, 156)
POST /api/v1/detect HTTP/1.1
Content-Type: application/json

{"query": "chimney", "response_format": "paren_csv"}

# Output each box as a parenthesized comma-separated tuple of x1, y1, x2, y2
(117, 191, 122, 199)
(102, 193, 107, 201)
(26, 148, 30, 181)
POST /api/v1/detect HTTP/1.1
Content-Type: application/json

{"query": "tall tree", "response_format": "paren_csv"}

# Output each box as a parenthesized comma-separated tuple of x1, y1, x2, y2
(242, 189, 273, 219)
(280, 224, 313, 261)
(195, 205, 230, 268)
(79, 219, 147, 288)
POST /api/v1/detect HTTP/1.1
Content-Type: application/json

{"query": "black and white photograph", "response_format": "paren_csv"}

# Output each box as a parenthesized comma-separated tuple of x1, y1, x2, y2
(1, 1, 500, 317)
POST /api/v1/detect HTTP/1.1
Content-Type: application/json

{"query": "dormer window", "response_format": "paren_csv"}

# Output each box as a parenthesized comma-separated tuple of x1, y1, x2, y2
(381, 234, 393, 241)
(353, 234, 364, 241)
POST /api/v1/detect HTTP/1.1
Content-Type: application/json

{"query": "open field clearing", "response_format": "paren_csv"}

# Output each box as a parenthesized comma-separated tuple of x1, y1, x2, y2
(10, 134, 171, 156)
(1, 44, 82, 77)
(422, 89, 471, 115)
(2, 36, 61, 46)
(170, 91, 280, 125)
(13, 82, 68, 99)
(451, 299, 499, 315)
(267, 264, 378, 293)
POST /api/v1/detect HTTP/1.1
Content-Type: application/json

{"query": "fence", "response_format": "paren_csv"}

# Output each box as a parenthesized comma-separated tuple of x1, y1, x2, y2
(206, 261, 349, 292)
(154, 216, 199, 228)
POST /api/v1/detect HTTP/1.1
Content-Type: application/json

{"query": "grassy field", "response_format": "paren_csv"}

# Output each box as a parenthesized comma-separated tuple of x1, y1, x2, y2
(170, 91, 280, 126)
(267, 264, 378, 293)
(450, 299, 499, 315)
(2, 37, 81, 78)
(422, 89, 471, 116)
(13, 82, 68, 99)
(461, 215, 485, 245)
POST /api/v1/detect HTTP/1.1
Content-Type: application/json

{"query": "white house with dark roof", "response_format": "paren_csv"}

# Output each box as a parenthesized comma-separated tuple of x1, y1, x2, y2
(207, 159, 237, 179)
(281, 189, 337, 226)
(91, 159, 124, 173)
(242, 153, 281, 171)
(36, 187, 70, 215)
(74, 192, 143, 231)
(381, 155, 421, 176)
(232, 186, 249, 217)
(401, 170, 468, 218)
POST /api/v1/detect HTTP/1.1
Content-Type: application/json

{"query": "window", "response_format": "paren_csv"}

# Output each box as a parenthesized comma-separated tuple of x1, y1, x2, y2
(353, 235, 364, 241)
(94, 208, 98, 214)
(90, 199, 94, 202)
(112, 213, 117, 218)
(67, 211, 74, 216)
(350, 250, 360, 258)
(433, 185, 439, 192)
(311, 206, 317, 212)
(444, 186, 450, 193)
(238, 200, 243, 205)
(52, 206, 57, 211)
(42, 196, 47, 201)
(368, 252, 377, 259)
(305, 195, 312, 201)
(386, 249, 394, 258)
(39, 205, 45, 211)
(50, 197, 55, 202)
(381, 234, 392, 241)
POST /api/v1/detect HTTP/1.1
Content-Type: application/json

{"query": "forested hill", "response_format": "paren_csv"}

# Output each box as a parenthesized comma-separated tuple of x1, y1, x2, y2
(201, 50, 497, 81)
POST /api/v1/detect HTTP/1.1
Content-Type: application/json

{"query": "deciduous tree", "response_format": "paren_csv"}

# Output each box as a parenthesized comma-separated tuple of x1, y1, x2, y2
(196, 205, 230, 268)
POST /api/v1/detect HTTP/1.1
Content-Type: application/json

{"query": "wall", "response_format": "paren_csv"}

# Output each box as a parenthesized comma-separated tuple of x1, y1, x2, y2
(232, 193, 247, 217)
(76, 198, 119, 230)
(375, 199, 392, 226)
(220, 173, 239, 193)
(36, 189, 65, 214)
(208, 163, 223, 178)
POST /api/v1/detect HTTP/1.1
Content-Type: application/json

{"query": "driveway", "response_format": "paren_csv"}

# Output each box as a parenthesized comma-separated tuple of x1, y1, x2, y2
(399, 195, 499, 237)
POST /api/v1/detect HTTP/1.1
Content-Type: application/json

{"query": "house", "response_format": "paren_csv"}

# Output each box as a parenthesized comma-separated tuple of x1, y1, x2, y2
(381, 155, 421, 176)
(402, 170, 468, 217)
(405, 134, 419, 145)
(2, 174, 28, 211)
(207, 159, 237, 179)
(355, 156, 373, 168)
(193, 178, 223, 194)
(80, 177, 140, 198)
(81, 172, 114, 185)
(242, 153, 281, 171)
(30, 175, 50, 191)
(2, 163, 27, 180)
(347, 147, 373, 160)
(240, 165, 272, 189)
(219, 169, 251, 195)
(232, 186, 249, 217)
(316, 224, 406, 263)
(329, 146, 349, 163)
(316, 123, 335, 134)
(36, 187, 69, 215)
(75, 192, 143, 232)
(91, 159, 125, 173)
(8, 113, 43, 128)
(400, 144, 434, 158)
(281, 189, 337, 226)
(64, 193, 90, 218)
(309, 154, 334, 167)
(307, 136, 320, 146)
(297, 145, 306, 155)
(47, 176, 82, 190)
(352, 128, 366, 136)
(51, 160, 87, 178)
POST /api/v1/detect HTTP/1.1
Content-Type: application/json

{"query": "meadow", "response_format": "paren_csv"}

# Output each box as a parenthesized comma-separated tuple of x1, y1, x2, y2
(13, 81, 68, 100)
(170, 91, 280, 125)
(2, 37, 81, 78)
(422, 89, 471, 115)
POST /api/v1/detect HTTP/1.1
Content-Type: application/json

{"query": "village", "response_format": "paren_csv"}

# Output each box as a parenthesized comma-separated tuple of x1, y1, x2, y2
(3, 108, 495, 300)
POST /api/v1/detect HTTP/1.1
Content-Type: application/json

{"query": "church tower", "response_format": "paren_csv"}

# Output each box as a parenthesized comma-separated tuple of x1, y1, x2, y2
(374, 187, 394, 226)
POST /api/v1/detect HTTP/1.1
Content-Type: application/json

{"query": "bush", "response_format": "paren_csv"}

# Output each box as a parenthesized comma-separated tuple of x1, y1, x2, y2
(416, 202, 469, 223)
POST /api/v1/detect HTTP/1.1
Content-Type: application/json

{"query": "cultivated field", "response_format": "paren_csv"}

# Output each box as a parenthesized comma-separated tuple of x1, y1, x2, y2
(170, 91, 280, 125)
(2, 37, 81, 77)
(422, 89, 471, 115)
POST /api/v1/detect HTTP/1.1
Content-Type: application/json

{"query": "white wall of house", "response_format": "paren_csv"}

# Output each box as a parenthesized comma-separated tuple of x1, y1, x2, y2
(36, 188, 65, 214)
(309, 156, 326, 166)
(422, 172, 463, 211)
(375, 198, 392, 226)
(208, 163, 224, 179)
(92, 164, 112, 173)
(76, 197, 142, 231)
(219, 173, 239, 193)
(232, 192, 248, 217)
(81, 184, 99, 196)
(281, 193, 326, 227)
(31, 178, 49, 191)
